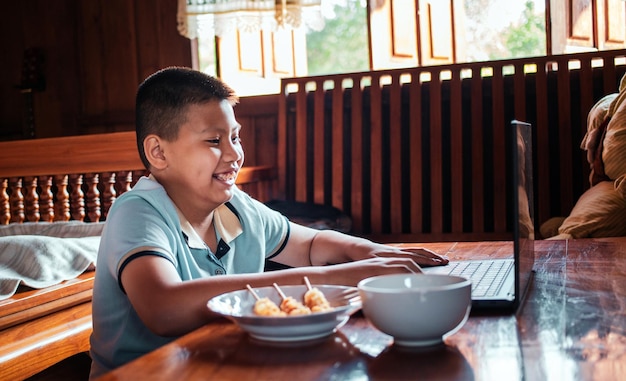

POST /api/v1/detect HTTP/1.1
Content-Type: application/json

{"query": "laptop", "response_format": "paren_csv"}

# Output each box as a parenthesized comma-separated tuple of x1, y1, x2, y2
(423, 120, 535, 312)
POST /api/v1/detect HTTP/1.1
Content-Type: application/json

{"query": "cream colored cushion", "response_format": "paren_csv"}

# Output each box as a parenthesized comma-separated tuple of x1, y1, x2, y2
(547, 74, 626, 239)
(0, 235, 100, 300)
(540, 217, 566, 238)
(581, 94, 616, 185)
(554, 180, 626, 238)
(582, 94, 616, 164)
(602, 74, 626, 181)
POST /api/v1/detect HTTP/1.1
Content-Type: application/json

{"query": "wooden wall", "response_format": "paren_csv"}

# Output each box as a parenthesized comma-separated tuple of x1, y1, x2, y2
(1, 1, 79, 140)
(278, 50, 626, 241)
(2, 1, 620, 243)
(0, 0, 190, 140)
(0, 0, 278, 169)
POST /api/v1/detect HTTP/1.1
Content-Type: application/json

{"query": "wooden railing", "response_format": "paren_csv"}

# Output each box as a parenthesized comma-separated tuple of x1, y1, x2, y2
(1, 171, 144, 224)
(0, 131, 278, 224)
(278, 50, 626, 242)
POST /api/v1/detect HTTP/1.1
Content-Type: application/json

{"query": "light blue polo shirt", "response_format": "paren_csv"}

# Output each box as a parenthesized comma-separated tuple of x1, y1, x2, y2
(89, 176, 289, 378)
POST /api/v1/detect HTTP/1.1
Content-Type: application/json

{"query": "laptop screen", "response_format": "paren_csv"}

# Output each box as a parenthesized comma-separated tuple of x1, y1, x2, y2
(421, 120, 536, 311)
(512, 120, 535, 309)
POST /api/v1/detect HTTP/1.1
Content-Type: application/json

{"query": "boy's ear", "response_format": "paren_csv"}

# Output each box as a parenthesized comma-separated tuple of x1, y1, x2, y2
(144, 135, 167, 170)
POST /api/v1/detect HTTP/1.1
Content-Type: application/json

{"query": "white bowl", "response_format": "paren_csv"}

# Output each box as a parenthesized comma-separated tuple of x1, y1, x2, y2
(358, 274, 471, 347)
(208, 285, 361, 343)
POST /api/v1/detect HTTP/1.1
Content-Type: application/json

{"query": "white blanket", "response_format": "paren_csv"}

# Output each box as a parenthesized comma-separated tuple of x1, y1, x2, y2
(0, 222, 103, 300)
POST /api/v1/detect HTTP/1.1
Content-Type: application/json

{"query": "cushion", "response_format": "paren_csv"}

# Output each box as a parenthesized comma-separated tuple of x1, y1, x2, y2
(552, 180, 626, 239)
(582, 93, 616, 162)
(539, 217, 565, 239)
(0, 235, 100, 300)
(0, 221, 105, 238)
(582, 94, 616, 185)
(602, 74, 626, 181)
(0, 221, 103, 300)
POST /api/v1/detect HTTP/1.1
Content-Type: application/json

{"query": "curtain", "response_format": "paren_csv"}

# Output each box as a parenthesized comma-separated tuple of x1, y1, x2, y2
(177, 0, 325, 39)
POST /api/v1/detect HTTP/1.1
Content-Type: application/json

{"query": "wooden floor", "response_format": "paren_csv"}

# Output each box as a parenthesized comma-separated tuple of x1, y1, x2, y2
(26, 352, 91, 381)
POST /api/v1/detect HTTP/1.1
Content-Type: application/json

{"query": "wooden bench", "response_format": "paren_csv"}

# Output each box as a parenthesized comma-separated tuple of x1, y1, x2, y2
(0, 273, 94, 381)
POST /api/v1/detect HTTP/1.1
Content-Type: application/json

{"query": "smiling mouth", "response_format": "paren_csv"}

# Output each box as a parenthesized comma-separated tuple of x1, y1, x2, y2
(215, 171, 238, 183)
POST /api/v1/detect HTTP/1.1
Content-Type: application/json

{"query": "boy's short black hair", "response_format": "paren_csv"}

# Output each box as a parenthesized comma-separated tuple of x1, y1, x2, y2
(135, 67, 239, 169)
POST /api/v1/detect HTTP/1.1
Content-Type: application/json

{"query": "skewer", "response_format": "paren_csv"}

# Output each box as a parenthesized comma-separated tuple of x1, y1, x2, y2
(273, 283, 311, 315)
(246, 284, 261, 300)
(272, 282, 287, 299)
(247, 284, 284, 316)
(302, 277, 333, 312)
(303, 276, 313, 291)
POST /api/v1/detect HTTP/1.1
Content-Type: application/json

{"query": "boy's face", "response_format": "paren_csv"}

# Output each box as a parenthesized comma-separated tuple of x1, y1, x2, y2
(154, 99, 244, 215)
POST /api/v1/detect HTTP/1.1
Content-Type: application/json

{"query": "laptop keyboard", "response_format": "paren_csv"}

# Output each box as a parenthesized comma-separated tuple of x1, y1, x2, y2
(446, 260, 513, 297)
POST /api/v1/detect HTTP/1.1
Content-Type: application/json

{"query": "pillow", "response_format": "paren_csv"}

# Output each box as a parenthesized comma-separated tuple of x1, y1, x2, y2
(554, 180, 626, 239)
(603, 74, 626, 181)
(582, 93, 616, 161)
(581, 94, 616, 185)
(0, 221, 105, 238)
(539, 216, 565, 239)
(0, 235, 100, 300)
(616, 174, 626, 199)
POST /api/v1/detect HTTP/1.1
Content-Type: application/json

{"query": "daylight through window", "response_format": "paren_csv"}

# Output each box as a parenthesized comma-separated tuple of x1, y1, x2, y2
(196, 0, 546, 97)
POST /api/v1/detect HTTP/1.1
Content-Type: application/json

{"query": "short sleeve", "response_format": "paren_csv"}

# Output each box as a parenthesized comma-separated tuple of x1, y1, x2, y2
(227, 189, 289, 258)
(98, 191, 180, 281)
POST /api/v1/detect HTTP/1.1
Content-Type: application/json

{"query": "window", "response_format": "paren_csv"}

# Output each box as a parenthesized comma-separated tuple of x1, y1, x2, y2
(306, 0, 369, 75)
(197, 0, 371, 96)
(463, 0, 546, 62)
(195, 0, 625, 97)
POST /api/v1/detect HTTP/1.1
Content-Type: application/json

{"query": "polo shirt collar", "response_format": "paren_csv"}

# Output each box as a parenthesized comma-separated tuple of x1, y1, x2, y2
(213, 203, 243, 243)
(174, 204, 243, 250)
(148, 175, 243, 249)
(176, 209, 205, 249)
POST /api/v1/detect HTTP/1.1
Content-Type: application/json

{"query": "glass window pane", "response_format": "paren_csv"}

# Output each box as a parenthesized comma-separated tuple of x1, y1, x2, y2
(462, 0, 546, 62)
(306, 0, 369, 75)
(195, 0, 548, 96)
(198, 36, 217, 77)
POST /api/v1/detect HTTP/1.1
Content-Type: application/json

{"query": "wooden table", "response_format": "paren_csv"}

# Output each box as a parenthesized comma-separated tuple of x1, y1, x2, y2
(98, 238, 626, 381)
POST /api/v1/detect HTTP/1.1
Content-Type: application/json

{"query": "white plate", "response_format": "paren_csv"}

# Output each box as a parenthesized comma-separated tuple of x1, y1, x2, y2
(208, 284, 362, 342)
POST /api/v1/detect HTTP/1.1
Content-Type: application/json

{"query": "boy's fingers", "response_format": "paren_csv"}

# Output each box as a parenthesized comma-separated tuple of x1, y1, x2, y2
(402, 248, 449, 265)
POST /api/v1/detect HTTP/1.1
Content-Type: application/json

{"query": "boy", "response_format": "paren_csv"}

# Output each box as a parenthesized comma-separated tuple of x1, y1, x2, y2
(89, 67, 447, 379)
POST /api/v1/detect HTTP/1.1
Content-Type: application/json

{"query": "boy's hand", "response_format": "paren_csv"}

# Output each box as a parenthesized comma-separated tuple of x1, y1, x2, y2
(401, 247, 449, 267)
(376, 247, 449, 267)
(318, 255, 440, 286)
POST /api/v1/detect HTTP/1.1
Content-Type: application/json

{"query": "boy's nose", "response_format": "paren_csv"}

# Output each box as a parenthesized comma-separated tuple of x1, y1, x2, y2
(224, 142, 243, 162)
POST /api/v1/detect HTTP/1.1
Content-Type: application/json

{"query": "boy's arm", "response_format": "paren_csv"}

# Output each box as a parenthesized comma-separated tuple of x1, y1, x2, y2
(271, 223, 448, 268)
(119, 223, 447, 338)
(120, 251, 429, 337)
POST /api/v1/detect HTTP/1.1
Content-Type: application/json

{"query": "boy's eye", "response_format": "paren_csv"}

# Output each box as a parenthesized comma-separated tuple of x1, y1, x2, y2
(206, 136, 240, 145)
